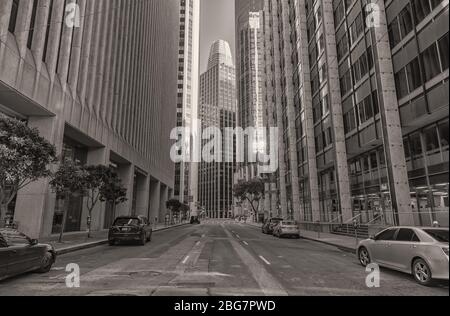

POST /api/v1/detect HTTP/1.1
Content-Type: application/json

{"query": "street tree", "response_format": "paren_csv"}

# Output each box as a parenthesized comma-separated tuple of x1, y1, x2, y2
(0, 117, 57, 226)
(98, 169, 127, 227)
(166, 199, 182, 224)
(49, 159, 88, 243)
(82, 165, 117, 238)
(233, 178, 265, 221)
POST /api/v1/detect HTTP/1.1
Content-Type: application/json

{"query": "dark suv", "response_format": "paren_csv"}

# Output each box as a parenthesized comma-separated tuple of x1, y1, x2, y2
(262, 217, 284, 235)
(108, 216, 153, 246)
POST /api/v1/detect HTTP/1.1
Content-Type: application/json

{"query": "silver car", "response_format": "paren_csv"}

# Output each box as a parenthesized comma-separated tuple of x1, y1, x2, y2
(357, 227, 449, 286)
(273, 220, 301, 239)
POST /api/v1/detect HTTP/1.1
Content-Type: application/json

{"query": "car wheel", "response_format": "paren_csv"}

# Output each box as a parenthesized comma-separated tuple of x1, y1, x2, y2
(358, 247, 371, 267)
(413, 259, 433, 286)
(37, 252, 54, 273)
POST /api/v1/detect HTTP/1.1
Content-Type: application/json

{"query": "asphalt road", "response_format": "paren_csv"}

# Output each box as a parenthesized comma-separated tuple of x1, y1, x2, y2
(0, 221, 448, 296)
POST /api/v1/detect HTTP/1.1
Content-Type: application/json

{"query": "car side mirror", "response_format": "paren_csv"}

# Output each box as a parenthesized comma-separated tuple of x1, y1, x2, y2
(30, 239, 38, 246)
(369, 235, 375, 240)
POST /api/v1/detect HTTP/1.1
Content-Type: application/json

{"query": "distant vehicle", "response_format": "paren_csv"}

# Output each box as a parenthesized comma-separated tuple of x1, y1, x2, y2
(0, 229, 56, 281)
(190, 216, 201, 224)
(273, 220, 301, 239)
(262, 217, 284, 235)
(358, 227, 449, 286)
(108, 216, 153, 246)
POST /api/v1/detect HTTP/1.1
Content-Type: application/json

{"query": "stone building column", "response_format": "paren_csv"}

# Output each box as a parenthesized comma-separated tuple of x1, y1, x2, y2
(371, 0, 413, 226)
(294, 0, 321, 222)
(322, 0, 353, 221)
(269, 0, 288, 219)
(135, 174, 150, 217)
(0, 0, 12, 62)
(280, 0, 302, 221)
(116, 163, 134, 217)
(149, 180, 161, 224)
(159, 184, 168, 223)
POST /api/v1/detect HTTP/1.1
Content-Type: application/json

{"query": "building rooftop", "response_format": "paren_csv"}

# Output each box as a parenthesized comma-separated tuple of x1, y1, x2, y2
(207, 40, 234, 69)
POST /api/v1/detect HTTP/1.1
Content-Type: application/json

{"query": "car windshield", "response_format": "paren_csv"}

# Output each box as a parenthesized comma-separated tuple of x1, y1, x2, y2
(0, 230, 30, 246)
(424, 229, 449, 243)
(113, 218, 140, 226)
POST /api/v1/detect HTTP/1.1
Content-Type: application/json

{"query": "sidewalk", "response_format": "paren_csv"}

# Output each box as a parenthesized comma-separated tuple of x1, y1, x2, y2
(245, 222, 358, 253)
(42, 222, 189, 256)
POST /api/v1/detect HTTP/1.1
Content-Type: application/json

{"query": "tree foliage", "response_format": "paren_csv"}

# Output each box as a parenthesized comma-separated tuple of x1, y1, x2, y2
(233, 178, 265, 215)
(0, 118, 57, 221)
(98, 167, 128, 207)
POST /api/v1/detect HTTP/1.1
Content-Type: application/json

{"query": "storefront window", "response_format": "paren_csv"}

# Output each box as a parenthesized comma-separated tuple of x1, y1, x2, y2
(51, 137, 88, 234)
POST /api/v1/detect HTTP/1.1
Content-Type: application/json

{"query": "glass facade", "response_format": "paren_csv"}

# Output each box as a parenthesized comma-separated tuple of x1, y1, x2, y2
(51, 137, 88, 234)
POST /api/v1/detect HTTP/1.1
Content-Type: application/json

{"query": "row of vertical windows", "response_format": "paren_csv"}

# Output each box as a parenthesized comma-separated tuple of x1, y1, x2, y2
(395, 33, 449, 99)
(343, 91, 379, 134)
(388, 0, 444, 49)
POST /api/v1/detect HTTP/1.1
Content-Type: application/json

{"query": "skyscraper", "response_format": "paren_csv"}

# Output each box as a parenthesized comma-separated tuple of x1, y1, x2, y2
(0, 0, 179, 238)
(263, 0, 449, 228)
(234, 0, 270, 219)
(174, 0, 200, 208)
(198, 40, 236, 219)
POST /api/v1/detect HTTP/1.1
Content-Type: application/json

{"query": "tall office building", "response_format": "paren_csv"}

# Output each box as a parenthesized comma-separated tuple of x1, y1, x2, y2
(199, 40, 236, 219)
(174, 0, 200, 207)
(0, 0, 179, 238)
(263, 0, 448, 228)
(234, 0, 275, 220)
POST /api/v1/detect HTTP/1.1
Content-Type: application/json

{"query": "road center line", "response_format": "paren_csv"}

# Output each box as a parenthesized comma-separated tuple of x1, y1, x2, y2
(182, 256, 190, 264)
(243, 241, 249, 246)
(236, 234, 241, 239)
(259, 255, 271, 266)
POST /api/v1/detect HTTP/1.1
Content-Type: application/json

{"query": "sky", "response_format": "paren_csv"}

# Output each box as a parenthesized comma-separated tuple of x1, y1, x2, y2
(199, 0, 236, 73)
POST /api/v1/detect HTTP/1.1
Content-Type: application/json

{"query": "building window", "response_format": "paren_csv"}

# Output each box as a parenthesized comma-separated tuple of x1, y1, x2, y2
(422, 43, 442, 81)
(27, 0, 38, 49)
(438, 33, 449, 71)
(8, 0, 20, 34)
(43, 0, 54, 63)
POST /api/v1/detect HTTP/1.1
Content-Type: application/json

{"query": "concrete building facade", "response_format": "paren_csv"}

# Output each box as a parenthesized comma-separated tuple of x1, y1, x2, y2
(174, 0, 200, 209)
(0, 0, 179, 238)
(263, 0, 449, 228)
(199, 40, 236, 219)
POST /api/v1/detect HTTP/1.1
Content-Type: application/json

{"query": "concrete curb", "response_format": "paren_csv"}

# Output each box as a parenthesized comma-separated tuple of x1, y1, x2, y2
(55, 223, 189, 256)
(299, 236, 356, 254)
(244, 222, 356, 255)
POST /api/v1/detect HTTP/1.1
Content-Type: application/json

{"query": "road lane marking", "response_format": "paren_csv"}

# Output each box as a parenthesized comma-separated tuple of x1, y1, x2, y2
(236, 234, 241, 239)
(196, 241, 201, 246)
(222, 227, 288, 296)
(259, 256, 271, 266)
(182, 256, 190, 264)
(243, 241, 249, 246)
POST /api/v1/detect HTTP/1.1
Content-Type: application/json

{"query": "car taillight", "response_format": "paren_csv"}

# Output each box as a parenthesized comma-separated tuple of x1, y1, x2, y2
(442, 247, 449, 257)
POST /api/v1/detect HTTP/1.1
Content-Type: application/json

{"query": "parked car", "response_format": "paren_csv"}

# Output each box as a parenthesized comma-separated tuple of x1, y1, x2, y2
(262, 217, 284, 235)
(273, 220, 301, 239)
(0, 229, 56, 282)
(108, 216, 153, 246)
(357, 227, 449, 286)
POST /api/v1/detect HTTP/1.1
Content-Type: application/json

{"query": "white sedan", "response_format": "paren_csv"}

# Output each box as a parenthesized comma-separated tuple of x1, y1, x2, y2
(357, 227, 449, 286)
